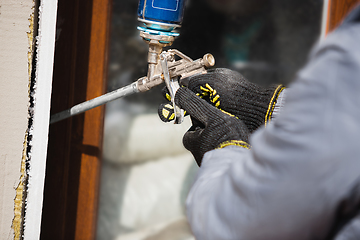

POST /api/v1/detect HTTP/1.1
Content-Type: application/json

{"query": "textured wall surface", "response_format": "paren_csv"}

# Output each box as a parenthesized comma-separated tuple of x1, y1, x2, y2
(0, 0, 34, 239)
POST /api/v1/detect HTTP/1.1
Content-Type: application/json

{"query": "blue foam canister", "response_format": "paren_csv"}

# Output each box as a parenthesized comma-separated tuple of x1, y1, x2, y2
(138, 0, 186, 30)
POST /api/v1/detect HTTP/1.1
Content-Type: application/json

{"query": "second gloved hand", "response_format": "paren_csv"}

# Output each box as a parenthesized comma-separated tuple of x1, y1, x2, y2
(175, 87, 250, 166)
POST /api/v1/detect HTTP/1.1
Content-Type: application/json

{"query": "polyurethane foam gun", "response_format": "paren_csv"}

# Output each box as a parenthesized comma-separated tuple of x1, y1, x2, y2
(50, 0, 215, 124)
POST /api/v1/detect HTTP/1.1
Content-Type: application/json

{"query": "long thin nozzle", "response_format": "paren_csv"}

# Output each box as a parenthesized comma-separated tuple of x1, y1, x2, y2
(50, 82, 139, 124)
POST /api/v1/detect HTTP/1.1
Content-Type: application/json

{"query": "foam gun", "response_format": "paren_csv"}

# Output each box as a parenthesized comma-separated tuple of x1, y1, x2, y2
(50, 0, 215, 124)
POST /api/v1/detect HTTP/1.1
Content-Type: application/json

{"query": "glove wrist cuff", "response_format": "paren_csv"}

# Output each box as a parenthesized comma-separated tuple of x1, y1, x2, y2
(217, 140, 251, 150)
(264, 85, 286, 126)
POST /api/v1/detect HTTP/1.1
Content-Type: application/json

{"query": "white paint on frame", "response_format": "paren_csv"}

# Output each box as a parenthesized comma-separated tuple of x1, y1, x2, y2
(23, 0, 58, 239)
(320, 0, 330, 41)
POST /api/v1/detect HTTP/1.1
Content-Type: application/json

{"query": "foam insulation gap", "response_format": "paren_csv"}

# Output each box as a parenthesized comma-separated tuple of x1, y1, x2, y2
(12, 137, 28, 240)
(22, 0, 58, 239)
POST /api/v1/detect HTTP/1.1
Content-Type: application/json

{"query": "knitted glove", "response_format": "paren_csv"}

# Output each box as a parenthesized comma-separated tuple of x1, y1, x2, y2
(184, 68, 285, 132)
(175, 87, 250, 166)
(158, 87, 188, 122)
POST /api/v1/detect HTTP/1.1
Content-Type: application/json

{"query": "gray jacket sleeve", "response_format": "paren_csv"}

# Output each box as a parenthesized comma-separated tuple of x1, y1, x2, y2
(186, 6, 360, 240)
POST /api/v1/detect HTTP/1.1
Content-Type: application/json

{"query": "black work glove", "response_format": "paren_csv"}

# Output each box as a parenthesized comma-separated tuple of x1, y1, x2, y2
(183, 68, 285, 132)
(158, 87, 188, 122)
(175, 87, 250, 166)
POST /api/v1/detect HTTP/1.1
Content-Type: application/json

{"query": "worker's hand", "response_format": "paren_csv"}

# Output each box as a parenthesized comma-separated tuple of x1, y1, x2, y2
(158, 87, 188, 122)
(183, 68, 285, 132)
(175, 87, 250, 166)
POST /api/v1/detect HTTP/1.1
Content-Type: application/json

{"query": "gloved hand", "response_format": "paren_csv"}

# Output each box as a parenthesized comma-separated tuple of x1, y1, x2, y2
(175, 87, 250, 166)
(167, 68, 284, 132)
(158, 68, 284, 132)
(158, 87, 187, 123)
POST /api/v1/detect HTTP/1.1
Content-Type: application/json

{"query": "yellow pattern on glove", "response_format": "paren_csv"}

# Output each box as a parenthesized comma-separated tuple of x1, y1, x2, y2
(217, 140, 251, 150)
(264, 85, 286, 127)
(158, 103, 176, 122)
